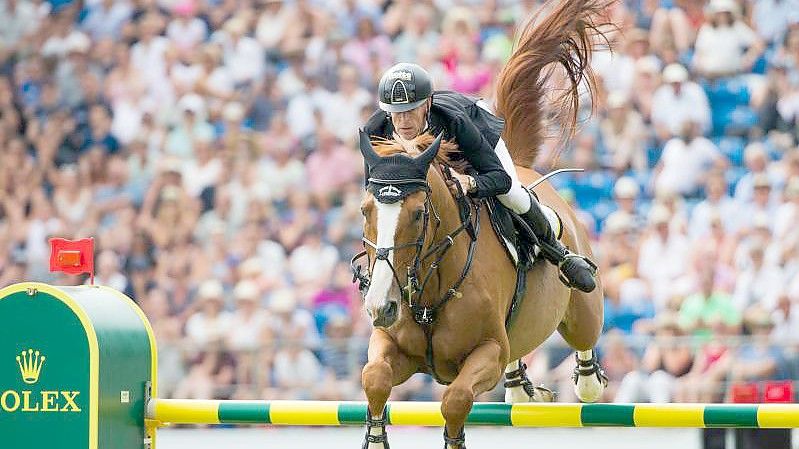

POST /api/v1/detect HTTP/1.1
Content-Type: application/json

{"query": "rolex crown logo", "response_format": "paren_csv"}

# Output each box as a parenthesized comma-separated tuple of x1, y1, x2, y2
(16, 349, 45, 384)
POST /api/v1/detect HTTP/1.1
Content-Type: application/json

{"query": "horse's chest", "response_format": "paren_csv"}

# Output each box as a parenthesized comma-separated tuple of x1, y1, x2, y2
(394, 318, 488, 383)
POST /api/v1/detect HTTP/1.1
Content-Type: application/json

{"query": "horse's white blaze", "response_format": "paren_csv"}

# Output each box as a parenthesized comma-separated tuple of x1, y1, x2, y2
(364, 201, 402, 317)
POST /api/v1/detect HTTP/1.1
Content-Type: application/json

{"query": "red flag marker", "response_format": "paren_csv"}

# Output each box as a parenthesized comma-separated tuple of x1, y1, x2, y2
(49, 238, 95, 285)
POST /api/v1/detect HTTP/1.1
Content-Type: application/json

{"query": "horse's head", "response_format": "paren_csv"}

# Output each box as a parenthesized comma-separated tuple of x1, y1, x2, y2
(357, 130, 443, 328)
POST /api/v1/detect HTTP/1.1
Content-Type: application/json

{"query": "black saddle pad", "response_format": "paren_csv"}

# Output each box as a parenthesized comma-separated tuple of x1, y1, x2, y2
(483, 197, 537, 266)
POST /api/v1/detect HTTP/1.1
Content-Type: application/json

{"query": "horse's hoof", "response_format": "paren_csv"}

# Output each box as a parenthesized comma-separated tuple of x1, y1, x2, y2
(572, 353, 608, 403)
(505, 383, 555, 403)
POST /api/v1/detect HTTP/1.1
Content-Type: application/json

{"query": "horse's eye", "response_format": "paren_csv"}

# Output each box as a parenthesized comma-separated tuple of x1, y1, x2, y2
(414, 209, 424, 221)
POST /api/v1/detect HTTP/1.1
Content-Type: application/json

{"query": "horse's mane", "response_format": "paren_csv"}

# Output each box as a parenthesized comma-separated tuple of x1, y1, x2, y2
(494, 0, 612, 167)
(371, 134, 470, 173)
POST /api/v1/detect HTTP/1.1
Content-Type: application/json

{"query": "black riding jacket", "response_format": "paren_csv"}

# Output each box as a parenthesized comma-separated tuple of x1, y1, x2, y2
(363, 91, 512, 198)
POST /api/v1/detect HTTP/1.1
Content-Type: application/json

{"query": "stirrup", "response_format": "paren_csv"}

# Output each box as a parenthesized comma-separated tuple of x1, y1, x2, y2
(443, 428, 466, 449)
(362, 410, 389, 449)
(571, 353, 608, 387)
(504, 363, 556, 402)
(557, 253, 597, 289)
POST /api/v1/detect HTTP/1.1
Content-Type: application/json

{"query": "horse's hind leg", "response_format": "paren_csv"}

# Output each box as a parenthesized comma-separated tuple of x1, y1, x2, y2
(503, 360, 555, 403)
(441, 340, 504, 449)
(362, 329, 417, 449)
(557, 288, 607, 403)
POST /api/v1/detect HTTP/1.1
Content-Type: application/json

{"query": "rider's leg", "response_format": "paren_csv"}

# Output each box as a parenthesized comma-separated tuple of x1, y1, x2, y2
(491, 137, 597, 293)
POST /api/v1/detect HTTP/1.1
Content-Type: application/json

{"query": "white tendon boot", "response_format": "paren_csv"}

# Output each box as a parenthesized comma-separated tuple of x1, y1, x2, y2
(504, 360, 555, 403)
(573, 350, 608, 403)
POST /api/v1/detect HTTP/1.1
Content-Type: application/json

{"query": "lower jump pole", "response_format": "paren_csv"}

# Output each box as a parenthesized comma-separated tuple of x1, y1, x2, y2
(147, 399, 799, 428)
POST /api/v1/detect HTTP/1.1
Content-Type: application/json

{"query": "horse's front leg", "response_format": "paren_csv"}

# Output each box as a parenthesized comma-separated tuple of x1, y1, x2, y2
(362, 329, 417, 449)
(441, 340, 504, 449)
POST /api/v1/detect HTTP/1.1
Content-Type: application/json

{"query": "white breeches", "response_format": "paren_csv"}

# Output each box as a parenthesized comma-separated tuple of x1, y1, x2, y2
(475, 100, 533, 215)
(494, 137, 533, 214)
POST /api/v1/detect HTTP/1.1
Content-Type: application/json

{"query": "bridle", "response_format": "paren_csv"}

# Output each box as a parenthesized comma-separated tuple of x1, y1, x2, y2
(350, 168, 480, 326)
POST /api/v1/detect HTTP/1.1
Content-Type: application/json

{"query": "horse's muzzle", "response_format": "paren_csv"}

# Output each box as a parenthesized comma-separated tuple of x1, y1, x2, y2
(371, 300, 398, 328)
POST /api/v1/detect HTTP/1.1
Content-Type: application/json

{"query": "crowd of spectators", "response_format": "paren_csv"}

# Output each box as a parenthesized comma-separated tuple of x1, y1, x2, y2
(1, 0, 798, 404)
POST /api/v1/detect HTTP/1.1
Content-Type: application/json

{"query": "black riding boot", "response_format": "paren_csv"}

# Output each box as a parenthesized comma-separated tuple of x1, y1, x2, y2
(520, 193, 597, 293)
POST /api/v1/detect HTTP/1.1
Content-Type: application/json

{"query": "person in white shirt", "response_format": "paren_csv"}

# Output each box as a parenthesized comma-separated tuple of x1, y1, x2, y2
(130, 14, 170, 89)
(734, 143, 781, 205)
(655, 120, 726, 196)
(227, 281, 269, 352)
(693, 0, 765, 79)
(214, 17, 265, 86)
(638, 205, 691, 308)
(689, 172, 739, 240)
(185, 280, 233, 348)
(752, 0, 799, 45)
(166, 1, 208, 51)
(774, 177, 799, 240)
(651, 64, 712, 141)
(733, 241, 783, 312)
(736, 174, 780, 232)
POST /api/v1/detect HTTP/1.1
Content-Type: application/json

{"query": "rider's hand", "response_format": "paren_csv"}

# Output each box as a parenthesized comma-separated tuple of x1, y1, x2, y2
(446, 171, 475, 196)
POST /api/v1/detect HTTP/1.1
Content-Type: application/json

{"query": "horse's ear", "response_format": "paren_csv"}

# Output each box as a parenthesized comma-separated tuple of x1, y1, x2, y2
(358, 129, 381, 168)
(416, 132, 443, 168)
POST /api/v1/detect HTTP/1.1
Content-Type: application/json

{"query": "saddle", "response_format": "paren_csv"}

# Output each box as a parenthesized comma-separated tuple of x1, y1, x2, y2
(483, 196, 563, 328)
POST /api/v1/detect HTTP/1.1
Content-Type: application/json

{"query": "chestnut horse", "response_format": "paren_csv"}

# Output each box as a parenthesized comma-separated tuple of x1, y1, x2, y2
(353, 1, 609, 447)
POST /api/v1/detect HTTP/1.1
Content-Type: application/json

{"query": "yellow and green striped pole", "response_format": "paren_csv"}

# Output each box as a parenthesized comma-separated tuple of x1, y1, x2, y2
(147, 400, 799, 428)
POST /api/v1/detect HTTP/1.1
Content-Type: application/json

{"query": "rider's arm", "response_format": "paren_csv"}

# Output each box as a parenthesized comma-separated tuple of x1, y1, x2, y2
(449, 115, 511, 198)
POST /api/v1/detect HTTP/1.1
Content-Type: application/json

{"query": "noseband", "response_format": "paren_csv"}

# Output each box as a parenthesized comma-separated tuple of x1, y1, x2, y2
(351, 169, 480, 326)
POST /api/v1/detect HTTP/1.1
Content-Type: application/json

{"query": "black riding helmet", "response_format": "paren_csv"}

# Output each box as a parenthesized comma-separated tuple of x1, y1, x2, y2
(377, 63, 433, 113)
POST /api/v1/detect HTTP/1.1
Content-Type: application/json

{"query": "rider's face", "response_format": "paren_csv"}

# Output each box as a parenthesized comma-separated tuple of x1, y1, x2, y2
(390, 99, 430, 140)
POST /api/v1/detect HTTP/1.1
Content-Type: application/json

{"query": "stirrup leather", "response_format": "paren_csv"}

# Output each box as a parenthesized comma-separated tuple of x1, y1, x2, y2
(572, 353, 608, 386)
(362, 411, 389, 449)
(443, 428, 466, 448)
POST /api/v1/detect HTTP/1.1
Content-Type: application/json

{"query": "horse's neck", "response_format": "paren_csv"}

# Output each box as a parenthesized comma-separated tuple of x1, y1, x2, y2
(423, 170, 471, 297)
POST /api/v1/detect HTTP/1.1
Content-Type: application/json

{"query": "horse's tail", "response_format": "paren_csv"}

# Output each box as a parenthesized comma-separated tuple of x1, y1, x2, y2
(495, 0, 611, 167)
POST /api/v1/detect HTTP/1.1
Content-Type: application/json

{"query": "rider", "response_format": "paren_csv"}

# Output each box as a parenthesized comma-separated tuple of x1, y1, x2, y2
(363, 62, 597, 293)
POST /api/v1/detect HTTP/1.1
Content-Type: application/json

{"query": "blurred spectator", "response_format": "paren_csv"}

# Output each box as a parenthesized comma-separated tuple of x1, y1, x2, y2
(615, 313, 694, 403)
(272, 326, 322, 399)
(604, 176, 643, 233)
(676, 316, 737, 402)
(730, 306, 787, 383)
(185, 280, 232, 348)
(651, 63, 711, 141)
(599, 92, 647, 174)
(227, 280, 269, 352)
(654, 120, 726, 196)
(678, 268, 740, 337)
(734, 143, 778, 205)
(638, 205, 690, 308)
(693, 0, 764, 79)
(733, 239, 784, 312)
(689, 172, 738, 239)
(268, 288, 320, 350)
(751, 0, 799, 45)
(94, 249, 129, 292)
